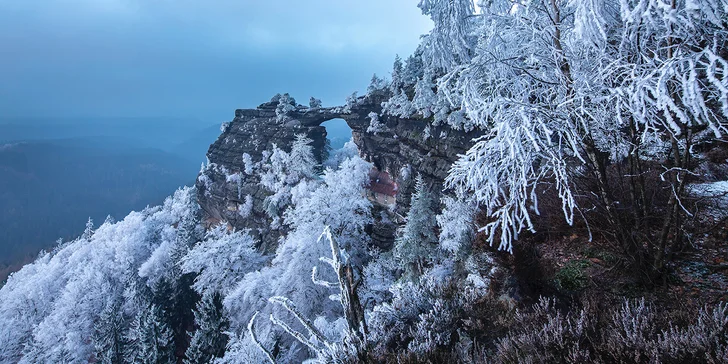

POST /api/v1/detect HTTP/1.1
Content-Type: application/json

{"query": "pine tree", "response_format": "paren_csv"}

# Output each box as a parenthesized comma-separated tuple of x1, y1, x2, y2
(391, 55, 404, 92)
(82, 217, 94, 241)
(394, 175, 438, 280)
(367, 73, 387, 94)
(126, 304, 174, 364)
(309, 97, 322, 109)
(402, 53, 423, 88)
(93, 300, 126, 364)
(288, 134, 318, 179)
(148, 190, 201, 362)
(184, 293, 229, 364)
(275, 93, 296, 122)
(103, 214, 115, 225)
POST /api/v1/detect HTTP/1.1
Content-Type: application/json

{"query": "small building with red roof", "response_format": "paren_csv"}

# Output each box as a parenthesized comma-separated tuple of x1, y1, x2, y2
(367, 168, 398, 207)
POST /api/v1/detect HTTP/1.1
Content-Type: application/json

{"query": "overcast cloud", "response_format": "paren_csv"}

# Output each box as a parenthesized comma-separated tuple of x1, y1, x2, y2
(0, 1, 431, 122)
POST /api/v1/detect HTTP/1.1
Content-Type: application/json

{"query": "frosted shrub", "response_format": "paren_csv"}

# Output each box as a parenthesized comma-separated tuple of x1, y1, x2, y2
(492, 298, 728, 364)
(494, 298, 595, 363)
(603, 300, 728, 364)
(367, 271, 495, 360)
(604, 299, 659, 362)
(366, 112, 388, 134)
(407, 298, 457, 355)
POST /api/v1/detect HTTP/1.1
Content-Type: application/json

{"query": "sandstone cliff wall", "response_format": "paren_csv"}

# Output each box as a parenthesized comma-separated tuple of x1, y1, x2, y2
(196, 93, 482, 251)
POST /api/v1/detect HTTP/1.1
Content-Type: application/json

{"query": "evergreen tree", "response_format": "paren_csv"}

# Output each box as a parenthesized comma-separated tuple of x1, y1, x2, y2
(275, 93, 296, 122)
(82, 217, 94, 241)
(103, 214, 115, 225)
(287, 134, 318, 179)
(394, 175, 438, 280)
(126, 304, 174, 364)
(390, 55, 404, 92)
(184, 293, 229, 364)
(367, 73, 388, 93)
(402, 53, 423, 88)
(150, 277, 197, 364)
(309, 97, 322, 109)
(93, 300, 126, 364)
(157, 233, 201, 361)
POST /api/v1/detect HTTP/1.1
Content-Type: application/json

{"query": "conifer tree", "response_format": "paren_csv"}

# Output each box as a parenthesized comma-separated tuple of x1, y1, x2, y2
(391, 55, 404, 92)
(82, 217, 94, 241)
(93, 300, 126, 364)
(184, 293, 229, 364)
(309, 97, 322, 109)
(394, 175, 438, 279)
(126, 304, 174, 364)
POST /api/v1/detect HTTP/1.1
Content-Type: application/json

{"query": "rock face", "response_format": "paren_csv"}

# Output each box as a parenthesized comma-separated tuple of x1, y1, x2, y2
(196, 93, 482, 251)
(348, 93, 481, 207)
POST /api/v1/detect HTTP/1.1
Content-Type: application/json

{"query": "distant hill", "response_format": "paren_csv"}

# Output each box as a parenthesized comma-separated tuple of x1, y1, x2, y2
(0, 117, 216, 152)
(0, 138, 200, 281)
(170, 124, 223, 164)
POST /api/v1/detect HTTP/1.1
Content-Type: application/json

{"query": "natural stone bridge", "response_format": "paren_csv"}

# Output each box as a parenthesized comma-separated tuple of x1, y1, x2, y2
(197, 93, 481, 251)
(234, 103, 354, 127)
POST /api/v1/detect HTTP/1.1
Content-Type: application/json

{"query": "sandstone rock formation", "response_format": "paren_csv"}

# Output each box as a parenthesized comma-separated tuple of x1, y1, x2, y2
(196, 92, 482, 251)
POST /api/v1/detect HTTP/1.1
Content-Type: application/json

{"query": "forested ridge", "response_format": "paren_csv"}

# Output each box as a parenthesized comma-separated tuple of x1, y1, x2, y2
(1, 0, 727, 363)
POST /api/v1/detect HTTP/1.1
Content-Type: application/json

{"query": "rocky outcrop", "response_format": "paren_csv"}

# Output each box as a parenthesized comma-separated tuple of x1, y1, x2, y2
(196, 93, 482, 251)
(347, 93, 481, 207)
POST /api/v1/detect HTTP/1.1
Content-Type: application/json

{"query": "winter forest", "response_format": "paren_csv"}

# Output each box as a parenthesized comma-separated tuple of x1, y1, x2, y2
(1, 0, 728, 363)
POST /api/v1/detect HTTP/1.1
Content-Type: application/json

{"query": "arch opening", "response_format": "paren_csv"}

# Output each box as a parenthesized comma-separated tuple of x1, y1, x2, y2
(321, 118, 352, 150)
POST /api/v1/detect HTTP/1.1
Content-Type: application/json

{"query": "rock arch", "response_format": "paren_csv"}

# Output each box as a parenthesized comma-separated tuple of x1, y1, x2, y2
(198, 93, 480, 250)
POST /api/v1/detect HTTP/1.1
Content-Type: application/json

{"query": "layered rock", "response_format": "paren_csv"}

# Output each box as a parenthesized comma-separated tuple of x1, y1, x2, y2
(196, 93, 482, 251)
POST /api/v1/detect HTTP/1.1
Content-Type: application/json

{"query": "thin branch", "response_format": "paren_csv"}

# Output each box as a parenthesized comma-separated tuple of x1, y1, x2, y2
(268, 296, 329, 345)
(268, 314, 323, 354)
(248, 311, 276, 364)
(311, 266, 337, 288)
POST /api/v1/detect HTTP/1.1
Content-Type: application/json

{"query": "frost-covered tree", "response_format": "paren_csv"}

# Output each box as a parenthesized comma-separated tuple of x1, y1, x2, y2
(138, 187, 201, 288)
(343, 91, 359, 113)
(82, 217, 94, 241)
(411, 70, 438, 119)
(184, 293, 229, 364)
(126, 304, 174, 364)
(366, 112, 388, 134)
(368, 73, 388, 94)
(382, 51, 427, 118)
(250, 227, 369, 363)
(390, 55, 405, 92)
(382, 91, 416, 118)
(93, 299, 126, 364)
(417, 0, 474, 71)
(288, 134, 318, 179)
(394, 175, 438, 279)
(180, 225, 266, 297)
(238, 195, 254, 218)
(259, 135, 319, 226)
(222, 156, 372, 362)
(275, 93, 296, 123)
(242, 153, 254, 175)
(402, 53, 424, 88)
(437, 196, 478, 255)
(309, 96, 323, 109)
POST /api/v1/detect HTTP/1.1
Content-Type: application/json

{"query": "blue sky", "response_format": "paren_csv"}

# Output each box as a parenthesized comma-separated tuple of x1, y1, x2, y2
(0, 1, 431, 122)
